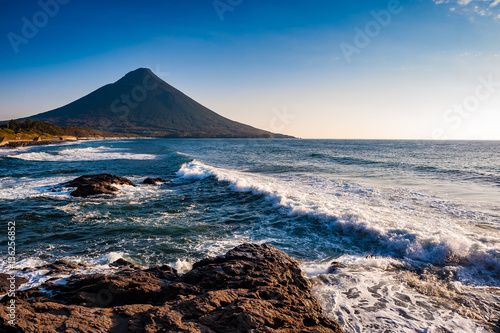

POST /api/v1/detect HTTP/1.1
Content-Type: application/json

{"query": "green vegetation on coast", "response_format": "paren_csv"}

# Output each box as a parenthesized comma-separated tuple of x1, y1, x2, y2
(0, 119, 133, 140)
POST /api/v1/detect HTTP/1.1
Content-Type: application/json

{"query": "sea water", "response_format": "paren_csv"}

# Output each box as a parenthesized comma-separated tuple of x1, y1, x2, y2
(0, 139, 499, 332)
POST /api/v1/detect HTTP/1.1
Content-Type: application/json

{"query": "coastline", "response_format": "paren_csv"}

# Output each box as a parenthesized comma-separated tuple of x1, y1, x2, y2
(0, 136, 294, 149)
(0, 136, 142, 149)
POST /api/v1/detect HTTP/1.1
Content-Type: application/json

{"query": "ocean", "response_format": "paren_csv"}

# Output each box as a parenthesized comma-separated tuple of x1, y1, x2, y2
(1, 139, 499, 332)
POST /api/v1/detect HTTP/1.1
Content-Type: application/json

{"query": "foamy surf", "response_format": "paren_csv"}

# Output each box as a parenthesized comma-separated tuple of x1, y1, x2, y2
(9, 146, 158, 161)
(0, 176, 74, 200)
(0, 172, 177, 201)
(303, 258, 494, 333)
(176, 161, 500, 277)
(175, 159, 500, 331)
(0, 252, 129, 295)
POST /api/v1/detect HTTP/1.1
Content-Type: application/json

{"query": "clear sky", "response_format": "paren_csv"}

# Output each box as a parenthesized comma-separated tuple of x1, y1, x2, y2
(1, 0, 499, 139)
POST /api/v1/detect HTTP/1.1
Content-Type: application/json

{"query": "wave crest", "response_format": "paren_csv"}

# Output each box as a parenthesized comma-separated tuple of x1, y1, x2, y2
(176, 160, 500, 280)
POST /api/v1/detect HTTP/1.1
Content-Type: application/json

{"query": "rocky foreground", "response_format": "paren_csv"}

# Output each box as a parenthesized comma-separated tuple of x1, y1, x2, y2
(0, 244, 343, 333)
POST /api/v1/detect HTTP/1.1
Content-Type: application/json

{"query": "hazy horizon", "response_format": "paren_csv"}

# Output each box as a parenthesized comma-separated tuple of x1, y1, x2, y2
(1, 0, 499, 140)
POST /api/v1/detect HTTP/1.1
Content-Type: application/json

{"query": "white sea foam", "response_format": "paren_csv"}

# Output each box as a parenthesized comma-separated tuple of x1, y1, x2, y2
(304, 259, 492, 333)
(0, 175, 174, 201)
(176, 160, 500, 280)
(174, 259, 193, 274)
(191, 234, 274, 259)
(0, 176, 73, 200)
(176, 160, 500, 330)
(9, 146, 157, 161)
(176, 161, 213, 179)
(0, 251, 130, 294)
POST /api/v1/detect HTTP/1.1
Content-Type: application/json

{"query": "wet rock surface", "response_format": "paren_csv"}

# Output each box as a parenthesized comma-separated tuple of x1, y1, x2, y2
(65, 174, 136, 197)
(0, 244, 343, 332)
(143, 177, 170, 185)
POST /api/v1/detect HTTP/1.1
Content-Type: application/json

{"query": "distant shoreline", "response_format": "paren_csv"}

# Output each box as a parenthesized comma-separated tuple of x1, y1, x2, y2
(0, 136, 297, 148)
(0, 136, 140, 149)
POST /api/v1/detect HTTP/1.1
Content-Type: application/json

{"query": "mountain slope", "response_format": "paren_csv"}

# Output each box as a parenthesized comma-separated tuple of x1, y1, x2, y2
(27, 68, 290, 138)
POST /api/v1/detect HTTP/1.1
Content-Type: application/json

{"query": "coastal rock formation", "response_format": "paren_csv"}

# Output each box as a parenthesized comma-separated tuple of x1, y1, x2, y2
(0, 244, 342, 332)
(143, 177, 170, 185)
(65, 174, 136, 197)
(3, 140, 60, 148)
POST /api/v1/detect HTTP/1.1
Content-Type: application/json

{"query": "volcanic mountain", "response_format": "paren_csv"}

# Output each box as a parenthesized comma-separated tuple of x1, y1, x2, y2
(27, 68, 290, 138)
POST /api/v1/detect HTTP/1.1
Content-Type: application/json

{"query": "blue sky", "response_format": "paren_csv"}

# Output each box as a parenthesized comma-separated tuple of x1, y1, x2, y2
(1, 0, 499, 139)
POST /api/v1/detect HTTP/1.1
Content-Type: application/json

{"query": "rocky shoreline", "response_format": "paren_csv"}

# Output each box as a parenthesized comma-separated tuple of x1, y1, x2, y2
(0, 244, 343, 332)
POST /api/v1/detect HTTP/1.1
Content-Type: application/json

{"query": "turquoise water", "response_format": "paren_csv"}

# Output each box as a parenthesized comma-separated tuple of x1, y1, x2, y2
(1, 139, 499, 332)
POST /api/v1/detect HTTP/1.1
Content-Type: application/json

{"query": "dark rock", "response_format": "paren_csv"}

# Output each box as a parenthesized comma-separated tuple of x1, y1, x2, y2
(6, 140, 59, 148)
(70, 183, 119, 197)
(49, 269, 169, 308)
(110, 258, 140, 268)
(65, 174, 135, 197)
(143, 177, 170, 185)
(327, 261, 348, 273)
(144, 265, 178, 282)
(43, 260, 87, 275)
(0, 244, 343, 332)
(175, 243, 342, 332)
(6, 141, 28, 148)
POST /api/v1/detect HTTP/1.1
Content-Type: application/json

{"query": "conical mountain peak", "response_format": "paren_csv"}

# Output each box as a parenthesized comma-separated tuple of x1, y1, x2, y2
(25, 69, 291, 138)
(120, 68, 158, 82)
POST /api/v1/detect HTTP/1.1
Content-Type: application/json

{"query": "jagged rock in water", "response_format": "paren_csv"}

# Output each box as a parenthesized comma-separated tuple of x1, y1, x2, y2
(143, 177, 170, 185)
(65, 174, 135, 197)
